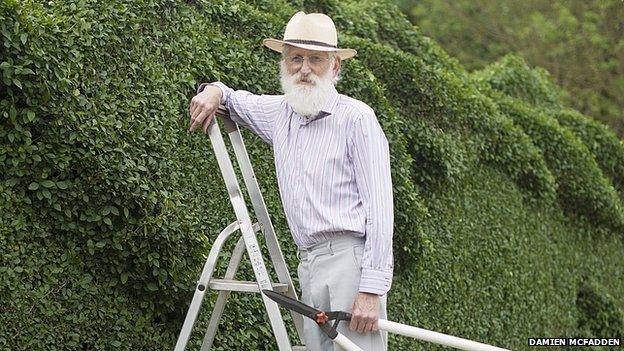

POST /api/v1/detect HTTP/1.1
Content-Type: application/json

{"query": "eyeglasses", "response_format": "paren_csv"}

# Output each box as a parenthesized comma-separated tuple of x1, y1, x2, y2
(285, 55, 330, 67)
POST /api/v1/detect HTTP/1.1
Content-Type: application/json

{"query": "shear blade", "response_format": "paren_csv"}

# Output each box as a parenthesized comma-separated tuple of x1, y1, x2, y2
(262, 289, 319, 320)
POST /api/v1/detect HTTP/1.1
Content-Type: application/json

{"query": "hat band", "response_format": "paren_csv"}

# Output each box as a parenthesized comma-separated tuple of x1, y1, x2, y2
(284, 39, 337, 48)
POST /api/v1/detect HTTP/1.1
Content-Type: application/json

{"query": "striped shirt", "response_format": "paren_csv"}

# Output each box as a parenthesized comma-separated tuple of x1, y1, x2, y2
(198, 81, 394, 295)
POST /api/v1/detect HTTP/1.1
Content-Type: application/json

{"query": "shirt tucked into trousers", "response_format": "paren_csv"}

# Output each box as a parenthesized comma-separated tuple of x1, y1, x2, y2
(199, 81, 394, 350)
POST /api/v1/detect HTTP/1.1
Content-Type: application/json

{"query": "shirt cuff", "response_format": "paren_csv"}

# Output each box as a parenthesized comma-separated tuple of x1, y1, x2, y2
(358, 267, 393, 295)
(197, 82, 210, 94)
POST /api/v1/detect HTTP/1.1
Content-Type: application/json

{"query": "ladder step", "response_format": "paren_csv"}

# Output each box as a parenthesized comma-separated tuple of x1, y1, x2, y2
(209, 279, 289, 293)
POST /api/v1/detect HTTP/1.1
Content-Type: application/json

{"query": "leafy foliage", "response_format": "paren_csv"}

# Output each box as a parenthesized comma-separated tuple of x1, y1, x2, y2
(1, 0, 622, 349)
(576, 280, 624, 341)
(397, 0, 624, 138)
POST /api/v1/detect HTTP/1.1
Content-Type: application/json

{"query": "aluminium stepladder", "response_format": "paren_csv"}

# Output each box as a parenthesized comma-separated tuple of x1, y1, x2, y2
(174, 105, 306, 351)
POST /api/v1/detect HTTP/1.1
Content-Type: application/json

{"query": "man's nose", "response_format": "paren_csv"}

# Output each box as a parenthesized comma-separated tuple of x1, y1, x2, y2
(300, 59, 312, 74)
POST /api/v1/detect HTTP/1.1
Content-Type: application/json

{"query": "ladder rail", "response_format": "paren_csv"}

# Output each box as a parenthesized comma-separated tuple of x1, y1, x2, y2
(206, 116, 293, 351)
(174, 221, 241, 351)
(225, 116, 305, 340)
(200, 236, 246, 350)
(174, 107, 305, 351)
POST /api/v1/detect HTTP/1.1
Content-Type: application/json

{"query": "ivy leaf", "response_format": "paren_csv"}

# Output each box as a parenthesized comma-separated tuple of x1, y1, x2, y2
(109, 206, 119, 216)
(12, 78, 22, 89)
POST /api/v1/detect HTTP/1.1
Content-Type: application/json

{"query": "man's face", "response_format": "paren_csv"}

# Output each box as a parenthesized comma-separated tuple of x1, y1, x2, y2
(282, 46, 340, 86)
(279, 45, 342, 117)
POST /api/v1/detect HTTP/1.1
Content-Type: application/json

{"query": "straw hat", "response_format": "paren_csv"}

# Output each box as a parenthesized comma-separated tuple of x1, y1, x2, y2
(263, 11, 357, 60)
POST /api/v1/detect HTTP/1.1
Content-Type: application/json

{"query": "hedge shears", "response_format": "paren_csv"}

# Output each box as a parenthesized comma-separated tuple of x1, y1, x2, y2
(262, 290, 511, 351)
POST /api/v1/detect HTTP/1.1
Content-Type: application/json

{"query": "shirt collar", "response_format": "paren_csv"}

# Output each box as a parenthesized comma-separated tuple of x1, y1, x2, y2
(322, 85, 340, 114)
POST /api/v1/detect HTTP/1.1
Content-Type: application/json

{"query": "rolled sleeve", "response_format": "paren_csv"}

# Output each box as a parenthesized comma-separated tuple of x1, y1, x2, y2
(348, 108, 394, 296)
(195, 81, 279, 145)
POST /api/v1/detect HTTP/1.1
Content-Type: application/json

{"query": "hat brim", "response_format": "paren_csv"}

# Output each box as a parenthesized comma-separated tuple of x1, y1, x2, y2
(263, 38, 357, 60)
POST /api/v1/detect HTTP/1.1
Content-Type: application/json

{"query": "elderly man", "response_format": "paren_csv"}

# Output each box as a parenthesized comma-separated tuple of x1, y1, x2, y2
(189, 11, 394, 351)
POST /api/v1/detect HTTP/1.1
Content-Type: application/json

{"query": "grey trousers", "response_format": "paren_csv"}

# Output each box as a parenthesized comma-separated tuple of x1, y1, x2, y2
(297, 235, 388, 351)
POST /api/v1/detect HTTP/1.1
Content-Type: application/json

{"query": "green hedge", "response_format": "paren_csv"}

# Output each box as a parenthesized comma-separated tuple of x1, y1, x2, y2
(552, 108, 624, 198)
(576, 280, 624, 342)
(2, 0, 623, 350)
(347, 36, 557, 201)
(475, 55, 624, 231)
(473, 54, 565, 109)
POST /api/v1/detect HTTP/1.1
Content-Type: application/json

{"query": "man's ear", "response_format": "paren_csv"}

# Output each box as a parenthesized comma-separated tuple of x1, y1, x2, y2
(333, 57, 342, 76)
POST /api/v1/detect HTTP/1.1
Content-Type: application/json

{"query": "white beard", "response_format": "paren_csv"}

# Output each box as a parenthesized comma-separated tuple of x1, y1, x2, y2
(279, 61, 335, 117)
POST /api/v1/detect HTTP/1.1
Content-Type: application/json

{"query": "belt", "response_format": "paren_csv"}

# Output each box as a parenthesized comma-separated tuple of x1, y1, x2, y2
(297, 235, 364, 260)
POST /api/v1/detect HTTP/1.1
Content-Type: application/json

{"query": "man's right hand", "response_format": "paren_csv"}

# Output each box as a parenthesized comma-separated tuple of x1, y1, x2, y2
(189, 85, 223, 134)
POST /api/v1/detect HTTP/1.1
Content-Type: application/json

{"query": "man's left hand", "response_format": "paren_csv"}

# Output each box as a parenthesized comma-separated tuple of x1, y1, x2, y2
(349, 292, 380, 333)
